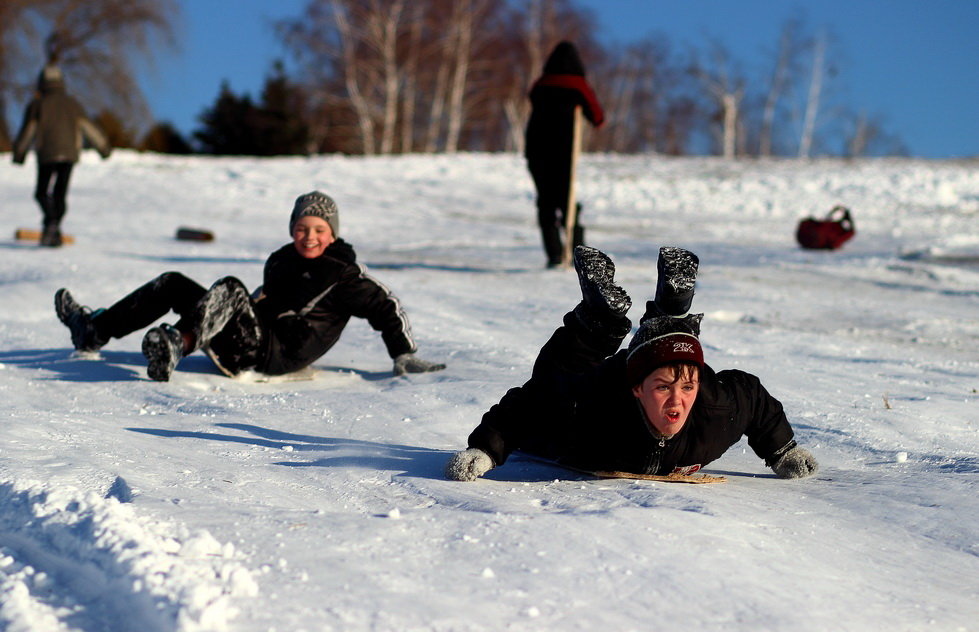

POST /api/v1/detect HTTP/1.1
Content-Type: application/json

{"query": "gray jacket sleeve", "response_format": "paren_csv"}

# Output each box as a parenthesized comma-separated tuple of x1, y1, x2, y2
(79, 116, 112, 159)
(12, 101, 39, 164)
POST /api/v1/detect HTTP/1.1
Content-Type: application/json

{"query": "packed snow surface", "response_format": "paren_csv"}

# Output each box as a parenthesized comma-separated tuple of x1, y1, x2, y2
(1, 151, 977, 631)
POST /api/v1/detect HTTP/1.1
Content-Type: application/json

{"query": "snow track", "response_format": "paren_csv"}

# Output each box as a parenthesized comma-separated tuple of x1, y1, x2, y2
(0, 480, 257, 632)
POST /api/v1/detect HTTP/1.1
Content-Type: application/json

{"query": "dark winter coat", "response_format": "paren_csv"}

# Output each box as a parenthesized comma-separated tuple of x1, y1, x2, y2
(467, 313, 795, 475)
(255, 239, 416, 375)
(524, 41, 604, 195)
(12, 73, 110, 165)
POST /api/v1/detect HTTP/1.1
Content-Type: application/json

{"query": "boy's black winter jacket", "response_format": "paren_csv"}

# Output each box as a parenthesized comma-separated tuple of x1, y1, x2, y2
(256, 239, 416, 374)
(468, 314, 795, 475)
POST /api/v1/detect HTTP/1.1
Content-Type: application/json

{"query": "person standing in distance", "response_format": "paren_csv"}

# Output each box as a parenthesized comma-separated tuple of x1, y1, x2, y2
(525, 41, 604, 268)
(12, 64, 112, 247)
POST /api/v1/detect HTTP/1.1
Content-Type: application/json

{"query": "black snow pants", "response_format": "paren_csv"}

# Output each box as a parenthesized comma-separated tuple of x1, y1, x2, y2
(35, 162, 73, 229)
(528, 160, 584, 266)
(91, 272, 265, 374)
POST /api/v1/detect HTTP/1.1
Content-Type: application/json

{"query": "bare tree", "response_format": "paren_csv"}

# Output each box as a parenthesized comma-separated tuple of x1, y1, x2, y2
(420, 11, 451, 152)
(398, 2, 424, 152)
(661, 97, 698, 156)
(692, 41, 745, 158)
(843, 109, 906, 158)
(759, 17, 804, 157)
(280, 0, 410, 155)
(370, 0, 405, 154)
(798, 29, 826, 158)
(274, 0, 900, 158)
(282, 0, 579, 155)
(442, 0, 473, 152)
(1, 0, 178, 141)
(594, 39, 673, 153)
(422, 0, 509, 153)
(331, 0, 377, 154)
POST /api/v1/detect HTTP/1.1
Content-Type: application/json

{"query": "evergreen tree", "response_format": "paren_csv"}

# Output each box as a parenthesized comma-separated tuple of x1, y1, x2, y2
(254, 60, 309, 155)
(192, 65, 309, 156)
(140, 122, 192, 154)
(94, 110, 135, 148)
(193, 82, 257, 155)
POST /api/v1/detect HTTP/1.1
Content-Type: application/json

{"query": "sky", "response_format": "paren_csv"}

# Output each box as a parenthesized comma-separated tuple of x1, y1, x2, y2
(137, 0, 979, 159)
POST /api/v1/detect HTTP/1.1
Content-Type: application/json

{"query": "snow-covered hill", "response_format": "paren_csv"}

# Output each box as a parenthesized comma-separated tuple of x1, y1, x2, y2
(1, 151, 977, 631)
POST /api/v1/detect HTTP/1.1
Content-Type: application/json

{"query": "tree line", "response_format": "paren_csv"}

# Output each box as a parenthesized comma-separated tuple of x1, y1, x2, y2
(0, 0, 906, 158)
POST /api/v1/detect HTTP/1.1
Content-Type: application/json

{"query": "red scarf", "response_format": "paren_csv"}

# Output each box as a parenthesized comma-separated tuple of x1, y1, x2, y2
(531, 74, 605, 126)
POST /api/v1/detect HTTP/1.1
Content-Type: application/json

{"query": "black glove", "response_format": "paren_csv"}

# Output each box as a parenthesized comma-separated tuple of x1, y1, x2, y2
(445, 448, 494, 481)
(770, 442, 819, 479)
(393, 353, 446, 376)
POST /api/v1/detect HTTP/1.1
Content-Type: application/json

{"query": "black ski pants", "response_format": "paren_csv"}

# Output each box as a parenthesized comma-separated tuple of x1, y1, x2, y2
(91, 272, 265, 374)
(528, 159, 584, 265)
(35, 162, 73, 228)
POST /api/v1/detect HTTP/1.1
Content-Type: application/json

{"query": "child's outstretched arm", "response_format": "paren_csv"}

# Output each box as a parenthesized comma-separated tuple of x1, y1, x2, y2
(335, 264, 446, 375)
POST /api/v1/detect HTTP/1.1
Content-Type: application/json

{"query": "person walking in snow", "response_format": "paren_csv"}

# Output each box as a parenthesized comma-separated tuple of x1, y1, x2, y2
(445, 245, 818, 482)
(525, 41, 604, 268)
(54, 191, 446, 382)
(12, 65, 112, 247)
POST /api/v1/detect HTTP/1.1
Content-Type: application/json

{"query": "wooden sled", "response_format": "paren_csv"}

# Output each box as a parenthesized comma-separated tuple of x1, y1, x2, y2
(175, 227, 214, 242)
(520, 453, 727, 484)
(588, 470, 727, 484)
(559, 106, 583, 268)
(15, 228, 75, 244)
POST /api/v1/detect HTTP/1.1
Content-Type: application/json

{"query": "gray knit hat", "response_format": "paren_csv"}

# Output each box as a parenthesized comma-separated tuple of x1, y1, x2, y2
(37, 65, 64, 91)
(289, 191, 339, 236)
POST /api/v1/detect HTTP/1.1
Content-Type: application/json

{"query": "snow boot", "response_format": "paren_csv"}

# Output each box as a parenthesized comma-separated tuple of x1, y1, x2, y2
(648, 246, 699, 318)
(572, 246, 632, 334)
(538, 204, 565, 268)
(54, 289, 107, 352)
(40, 222, 63, 247)
(142, 323, 184, 382)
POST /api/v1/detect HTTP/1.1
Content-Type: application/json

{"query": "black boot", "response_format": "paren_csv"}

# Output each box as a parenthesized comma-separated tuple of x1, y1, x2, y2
(538, 205, 564, 268)
(142, 324, 184, 382)
(40, 222, 62, 247)
(54, 289, 107, 352)
(650, 246, 699, 317)
(572, 246, 632, 334)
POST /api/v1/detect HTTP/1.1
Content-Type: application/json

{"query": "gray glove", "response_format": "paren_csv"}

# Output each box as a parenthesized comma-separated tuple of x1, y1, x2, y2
(771, 445, 819, 479)
(445, 448, 494, 481)
(393, 353, 446, 376)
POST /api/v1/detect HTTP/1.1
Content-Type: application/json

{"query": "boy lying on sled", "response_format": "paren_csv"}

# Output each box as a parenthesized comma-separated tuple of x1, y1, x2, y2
(446, 246, 817, 481)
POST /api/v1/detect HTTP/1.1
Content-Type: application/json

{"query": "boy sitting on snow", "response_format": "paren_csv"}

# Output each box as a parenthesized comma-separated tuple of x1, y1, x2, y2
(446, 245, 817, 481)
(54, 191, 445, 382)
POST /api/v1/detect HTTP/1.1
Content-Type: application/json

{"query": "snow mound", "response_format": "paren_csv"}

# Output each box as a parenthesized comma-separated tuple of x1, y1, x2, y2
(0, 479, 257, 631)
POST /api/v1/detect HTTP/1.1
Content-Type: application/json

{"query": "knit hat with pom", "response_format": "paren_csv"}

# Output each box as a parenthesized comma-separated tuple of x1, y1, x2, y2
(625, 314, 704, 385)
(289, 191, 339, 236)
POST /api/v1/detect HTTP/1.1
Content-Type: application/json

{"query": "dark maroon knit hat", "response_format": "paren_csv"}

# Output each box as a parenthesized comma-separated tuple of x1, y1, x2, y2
(626, 315, 704, 385)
